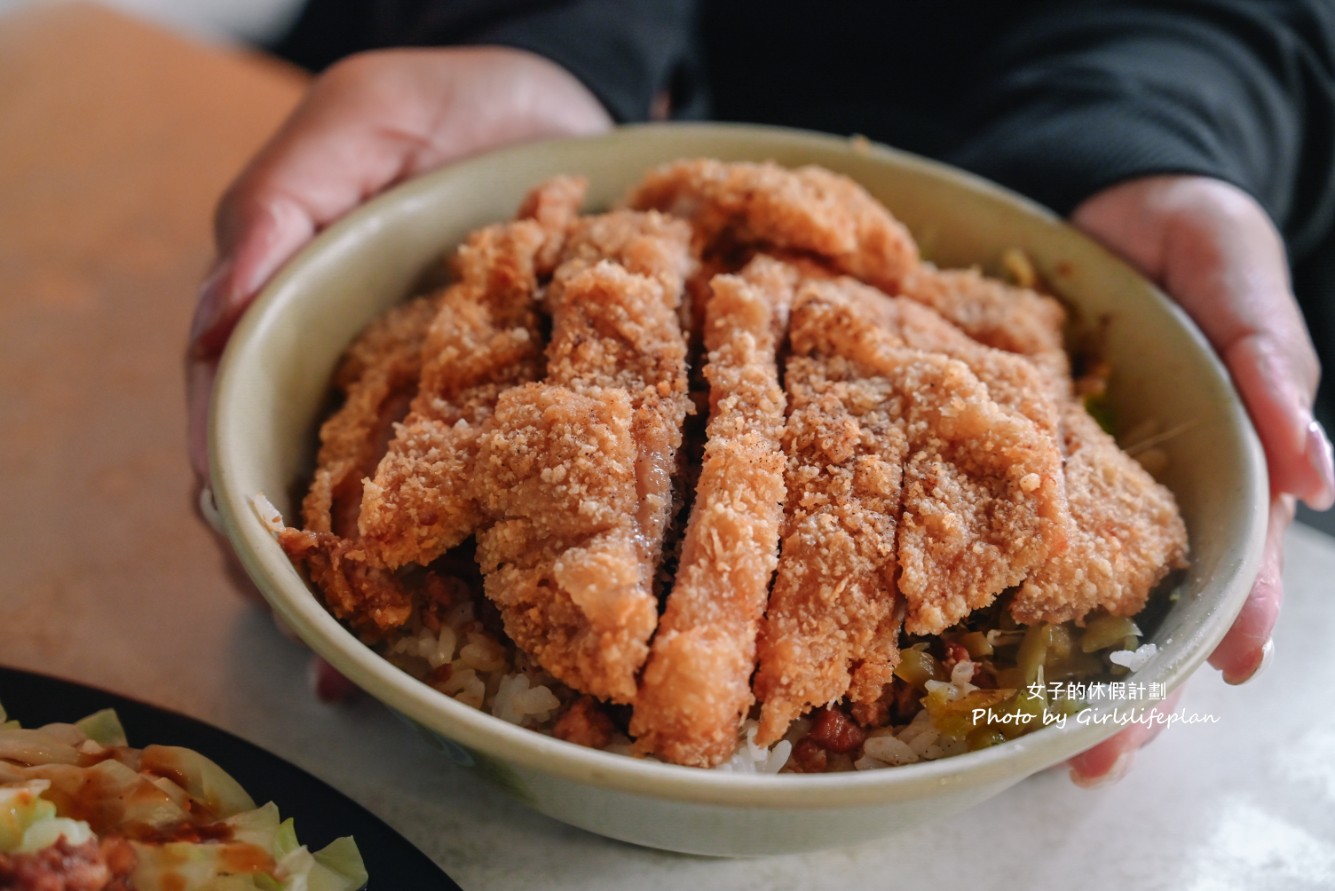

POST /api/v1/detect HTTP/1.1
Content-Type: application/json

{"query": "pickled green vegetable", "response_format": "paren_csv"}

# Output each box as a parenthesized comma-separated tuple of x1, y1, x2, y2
(950, 630, 994, 659)
(894, 644, 946, 688)
(1080, 613, 1141, 653)
(1014, 624, 1051, 684)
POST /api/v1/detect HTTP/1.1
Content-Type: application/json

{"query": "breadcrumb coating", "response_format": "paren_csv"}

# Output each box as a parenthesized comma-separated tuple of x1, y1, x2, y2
(278, 294, 438, 634)
(900, 264, 1071, 392)
(1010, 403, 1189, 624)
(783, 281, 1069, 636)
(357, 178, 587, 570)
(631, 256, 794, 766)
(283, 159, 1190, 766)
(473, 215, 693, 702)
(472, 383, 652, 702)
(356, 220, 547, 569)
(544, 215, 695, 570)
(753, 368, 907, 746)
(628, 158, 919, 293)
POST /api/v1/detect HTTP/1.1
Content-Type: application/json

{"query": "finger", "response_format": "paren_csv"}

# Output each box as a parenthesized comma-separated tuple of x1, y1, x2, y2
(1072, 177, 1334, 510)
(186, 356, 215, 481)
(187, 54, 437, 360)
(310, 656, 361, 703)
(188, 47, 615, 365)
(1208, 494, 1291, 683)
(1193, 299, 1331, 512)
(188, 197, 316, 360)
(1067, 687, 1185, 787)
(1153, 190, 1330, 508)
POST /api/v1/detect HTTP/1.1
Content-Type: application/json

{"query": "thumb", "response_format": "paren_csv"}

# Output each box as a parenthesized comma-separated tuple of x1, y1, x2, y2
(185, 194, 314, 483)
(188, 194, 316, 360)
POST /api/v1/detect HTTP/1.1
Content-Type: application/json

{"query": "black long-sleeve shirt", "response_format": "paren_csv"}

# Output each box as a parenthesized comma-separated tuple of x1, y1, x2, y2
(273, 1, 1335, 252)
(271, 0, 1335, 380)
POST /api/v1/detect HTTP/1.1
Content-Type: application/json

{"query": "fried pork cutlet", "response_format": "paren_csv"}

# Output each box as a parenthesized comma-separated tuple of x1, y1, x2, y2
(1010, 403, 1190, 624)
(631, 256, 794, 767)
(356, 220, 547, 570)
(752, 277, 926, 746)
(627, 158, 919, 294)
(356, 178, 586, 571)
(787, 282, 1068, 637)
(277, 293, 439, 633)
(550, 208, 696, 303)
(472, 382, 650, 702)
(893, 352, 1068, 634)
(853, 272, 1187, 627)
(753, 351, 906, 747)
(474, 217, 693, 702)
(516, 174, 589, 274)
(283, 159, 1194, 771)
(545, 212, 697, 571)
(811, 276, 1063, 439)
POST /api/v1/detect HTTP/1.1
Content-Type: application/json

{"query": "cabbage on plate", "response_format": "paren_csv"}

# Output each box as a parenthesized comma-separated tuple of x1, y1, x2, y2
(0, 703, 367, 891)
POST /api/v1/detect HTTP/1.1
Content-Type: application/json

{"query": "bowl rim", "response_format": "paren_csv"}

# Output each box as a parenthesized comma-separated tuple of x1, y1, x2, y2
(210, 121, 1269, 809)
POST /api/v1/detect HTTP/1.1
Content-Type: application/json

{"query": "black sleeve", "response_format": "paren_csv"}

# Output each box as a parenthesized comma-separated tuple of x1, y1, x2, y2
(271, 0, 699, 124)
(942, 0, 1335, 260)
(460, 1, 699, 123)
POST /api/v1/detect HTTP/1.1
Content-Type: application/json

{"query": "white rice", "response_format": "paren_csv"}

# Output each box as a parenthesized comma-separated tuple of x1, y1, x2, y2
(385, 605, 992, 772)
(1109, 642, 1158, 671)
(492, 674, 562, 728)
(714, 722, 792, 774)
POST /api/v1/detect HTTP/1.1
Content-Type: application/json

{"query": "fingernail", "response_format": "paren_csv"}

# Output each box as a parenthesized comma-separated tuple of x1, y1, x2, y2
(1070, 751, 1134, 789)
(1304, 419, 1335, 510)
(189, 257, 234, 350)
(1224, 638, 1274, 685)
(197, 485, 225, 535)
(311, 657, 359, 702)
(186, 360, 215, 479)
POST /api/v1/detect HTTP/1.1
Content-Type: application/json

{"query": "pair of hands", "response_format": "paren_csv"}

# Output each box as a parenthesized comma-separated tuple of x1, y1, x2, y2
(186, 47, 1335, 786)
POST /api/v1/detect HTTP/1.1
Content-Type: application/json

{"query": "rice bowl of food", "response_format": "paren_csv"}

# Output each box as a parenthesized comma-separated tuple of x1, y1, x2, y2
(209, 123, 1267, 856)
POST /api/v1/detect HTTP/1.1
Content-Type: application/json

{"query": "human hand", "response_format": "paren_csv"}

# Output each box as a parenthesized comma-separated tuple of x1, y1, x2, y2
(187, 46, 612, 482)
(186, 47, 612, 694)
(1064, 174, 1335, 784)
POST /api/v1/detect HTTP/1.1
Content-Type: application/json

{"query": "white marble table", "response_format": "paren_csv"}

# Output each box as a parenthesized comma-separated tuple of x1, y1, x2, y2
(3, 5, 1333, 889)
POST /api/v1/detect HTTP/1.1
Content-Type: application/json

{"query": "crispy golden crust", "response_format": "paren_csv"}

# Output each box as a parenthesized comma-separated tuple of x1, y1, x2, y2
(284, 162, 1192, 767)
(549, 209, 696, 307)
(356, 178, 587, 570)
(472, 383, 653, 702)
(754, 363, 906, 747)
(545, 214, 695, 567)
(303, 295, 440, 538)
(806, 276, 1063, 438)
(277, 528, 415, 633)
(893, 352, 1067, 634)
(356, 220, 549, 569)
(1010, 404, 1190, 624)
(473, 218, 693, 702)
(900, 264, 1071, 391)
(627, 158, 919, 293)
(516, 174, 589, 275)
(631, 256, 794, 766)
(278, 294, 439, 634)
(784, 280, 1069, 636)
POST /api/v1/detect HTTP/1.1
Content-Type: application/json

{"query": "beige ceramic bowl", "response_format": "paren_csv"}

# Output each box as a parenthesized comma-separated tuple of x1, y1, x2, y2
(211, 123, 1267, 856)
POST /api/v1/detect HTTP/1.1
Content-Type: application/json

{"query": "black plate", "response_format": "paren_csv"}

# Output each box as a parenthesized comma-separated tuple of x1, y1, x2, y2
(0, 666, 462, 891)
